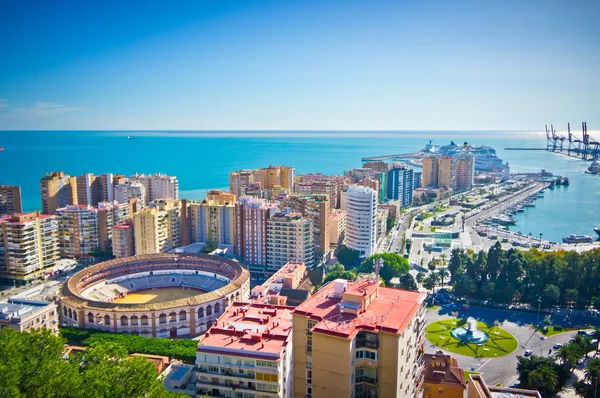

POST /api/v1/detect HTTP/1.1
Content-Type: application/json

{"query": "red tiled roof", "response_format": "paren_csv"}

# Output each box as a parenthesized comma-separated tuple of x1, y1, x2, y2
(293, 279, 426, 339)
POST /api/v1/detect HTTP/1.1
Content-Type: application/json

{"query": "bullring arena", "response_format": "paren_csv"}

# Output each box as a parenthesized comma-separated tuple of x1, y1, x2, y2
(59, 253, 250, 338)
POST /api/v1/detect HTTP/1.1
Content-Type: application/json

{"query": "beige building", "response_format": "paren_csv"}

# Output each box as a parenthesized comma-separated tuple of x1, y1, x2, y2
(0, 299, 59, 335)
(40, 171, 77, 215)
(295, 174, 351, 209)
(196, 302, 294, 397)
(279, 194, 330, 259)
(128, 172, 179, 205)
(267, 212, 314, 272)
(456, 155, 475, 191)
(75, 173, 115, 206)
(134, 199, 182, 255)
(293, 278, 427, 398)
(229, 166, 295, 198)
(112, 220, 135, 258)
(376, 207, 389, 244)
(56, 205, 99, 258)
(422, 156, 473, 192)
(329, 210, 346, 249)
(0, 185, 22, 215)
(0, 212, 59, 281)
(96, 201, 130, 253)
(423, 352, 466, 398)
(189, 190, 236, 246)
(235, 197, 278, 267)
(114, 181, 147, 208)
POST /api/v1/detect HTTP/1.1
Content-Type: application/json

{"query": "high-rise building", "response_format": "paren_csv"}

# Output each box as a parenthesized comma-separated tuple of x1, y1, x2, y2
(0, 185, 22, 215)
(112, 220, 135, 258)
(0, 212, 59, 281)
(229, 166, 295, 198)
(438, 157, 457, 189)
(114, 181, 146, 208)
(56, 205, 99, 258)
(96, 201, 130, 253)
(128, 173, 179, 204)
(292, 278, 427, 398)
(235, 197, 278, 266)
(387, 165, 414, 207)
(75, 173, 115, 206)
(40, 171, 77, 215)
(189, 191, 236, 246)
(279, 194, 330, 259)
(456, 155, 474, 191)
(133, 199, 182, 254)
(346, 168, 386, 202)
(329, 210, 346, 249)
(345, 186, 377, 257)
(295, 174, 351, 209)
(421, 157, 438, 188)
(376, 207, 389, 244)
(267, 212, 314, 272)
(196, 302, 294, 398)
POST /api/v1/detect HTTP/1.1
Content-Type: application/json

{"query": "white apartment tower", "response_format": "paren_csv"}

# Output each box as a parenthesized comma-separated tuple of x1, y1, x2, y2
(345, 186, 378, 257)
(114, 181, 146, 208)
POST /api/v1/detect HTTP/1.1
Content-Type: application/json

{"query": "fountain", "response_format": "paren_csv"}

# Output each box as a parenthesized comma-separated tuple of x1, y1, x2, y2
(451, 317, 489, 344)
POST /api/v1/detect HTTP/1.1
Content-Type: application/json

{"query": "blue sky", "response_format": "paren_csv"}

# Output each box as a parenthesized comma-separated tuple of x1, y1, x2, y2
(1, 0, 599, 130)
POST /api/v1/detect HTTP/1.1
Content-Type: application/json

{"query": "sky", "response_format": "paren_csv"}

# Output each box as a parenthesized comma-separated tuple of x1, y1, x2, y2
(0, 0, 599, 131)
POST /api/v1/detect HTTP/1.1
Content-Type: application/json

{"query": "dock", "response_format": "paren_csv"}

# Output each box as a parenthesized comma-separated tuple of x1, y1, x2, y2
(362, 149, 423, 162)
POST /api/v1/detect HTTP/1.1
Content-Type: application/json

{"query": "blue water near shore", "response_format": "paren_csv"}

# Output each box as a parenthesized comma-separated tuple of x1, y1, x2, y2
(1, 130, 599, 242)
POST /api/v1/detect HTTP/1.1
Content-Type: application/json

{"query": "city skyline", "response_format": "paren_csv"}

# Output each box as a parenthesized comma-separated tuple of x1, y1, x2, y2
(1, 0, 599, 131)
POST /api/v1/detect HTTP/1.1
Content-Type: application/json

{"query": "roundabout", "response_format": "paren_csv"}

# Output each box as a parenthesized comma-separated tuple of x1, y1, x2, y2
(426, 318, 518, 358)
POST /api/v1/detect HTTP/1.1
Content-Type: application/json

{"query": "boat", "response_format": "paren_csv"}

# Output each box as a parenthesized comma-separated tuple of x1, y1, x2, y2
(587, 160, 600, 175)
(490, 216, 516, 226)
(0, 147, 4, 151)
(127, 136, 138, 140)
(523, 202, 536, 208)
(594, 227, 600, 237)
(562, 234, 594, 244)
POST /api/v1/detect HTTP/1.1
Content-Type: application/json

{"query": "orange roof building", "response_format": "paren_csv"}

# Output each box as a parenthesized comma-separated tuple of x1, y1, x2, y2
(423, 352, 467, 398)
(292, 278, 427, 398)
(196, 302, 294, 397)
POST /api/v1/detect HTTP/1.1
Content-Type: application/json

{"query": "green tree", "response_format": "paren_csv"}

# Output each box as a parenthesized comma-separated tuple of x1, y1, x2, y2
(554, 343, 584, 372)
(528, 365, 558, 395)
(543, 284, 560, 308)
(437, 266, 449, 292)
(322, 263, 357, 285)
(399, 273, 418, 291)
(516, 355, 569, 397)
(336, 245, 361, 267)
(201, 232, 218, 253)
(447, 248, 463, 283)
(386, 216, 395, 232)
(360, 253, 410, 284)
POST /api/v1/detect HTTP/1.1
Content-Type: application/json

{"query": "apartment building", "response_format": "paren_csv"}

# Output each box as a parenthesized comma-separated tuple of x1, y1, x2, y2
(387, 165, 414, 207)
(0, 212, 59, 281)
(362, 161, 390, 173)
(467, 374, 541, 398)
(345, 186, 377, 257)
(376, 208, 388, 244)
(189, 191, 236, 246)
(40, 171, 77, 215)
(133, 199, 182, 255)
(112, 220, 135, 258)
(329, 210, 346, 249)
(0, 185, 22, 215)
(128, 172, 179, 204)
(0, 299, 59, 335)
(56, 205, 99, 258)
(293, 278, 427, 398)
(196, 302, 294, 398)
(235, 197, 278, 266)
(96, 201, 130, 253)
(267, 212, 314, 272)
(278, 194, 330, 259)
(346, 168, 386, 203)
(423, 352, 467, 398)
(229, 166, 295, 198)
(114, 181, 147, 208)
(456, 155, 475, 191)
(75, 173, 115, 206)
(294, 174, 351, 209)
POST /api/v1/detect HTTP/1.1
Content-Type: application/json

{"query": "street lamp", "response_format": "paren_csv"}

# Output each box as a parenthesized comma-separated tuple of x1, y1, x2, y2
(539, 232, 543, 246)
(537, 297, 542, 326)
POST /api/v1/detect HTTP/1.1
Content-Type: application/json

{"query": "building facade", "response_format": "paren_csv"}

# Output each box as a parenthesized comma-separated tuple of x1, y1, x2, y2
(235, 197, 277, 267)
(96, 201, 130, 253)
(0, 185, 22, 215)
(0, 213, 59, 281)
(0, 299, 59, 335)
(40, 171, 77, 215)
(114, 181, 147, 208)
(423, 352, 467, 398)
(292, 279, 427, 398)
(128, 173, 179, 204)
(456, 155, 475, 191)
(267, 212, 314, 272)
(387, 166, 414, 207)
(329, 210, 346, 249)
(112, 220, 135, 258)
(133, 199, 182, 255)
(345, 186, 378, 257)
(189, 193, 236, 246)
(294, 174, 351, 209)
(56, 205, 99, 258)
(196, 302, 294, 398)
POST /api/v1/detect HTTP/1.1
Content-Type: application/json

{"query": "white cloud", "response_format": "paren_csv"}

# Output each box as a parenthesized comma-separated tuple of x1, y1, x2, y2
(9, 102, 79, 118)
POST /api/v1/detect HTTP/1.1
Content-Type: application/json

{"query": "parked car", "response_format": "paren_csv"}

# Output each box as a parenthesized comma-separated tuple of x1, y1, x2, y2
(578, 330, 590, 336)
(553, 343, 563, 349)
(524, 350, 533, 357)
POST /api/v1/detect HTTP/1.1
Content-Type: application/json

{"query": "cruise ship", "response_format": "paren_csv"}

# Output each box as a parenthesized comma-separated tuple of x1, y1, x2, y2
(562, 234, 594, 244)
(423, 141, 505, 171)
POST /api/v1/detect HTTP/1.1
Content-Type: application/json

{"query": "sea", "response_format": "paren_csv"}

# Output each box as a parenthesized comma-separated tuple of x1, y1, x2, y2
(1, 130, 599, 243)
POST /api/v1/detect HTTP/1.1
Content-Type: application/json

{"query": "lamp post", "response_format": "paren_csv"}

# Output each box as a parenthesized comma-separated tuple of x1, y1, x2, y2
(539, 232, 543, 247)
(537, 297, 542, 326)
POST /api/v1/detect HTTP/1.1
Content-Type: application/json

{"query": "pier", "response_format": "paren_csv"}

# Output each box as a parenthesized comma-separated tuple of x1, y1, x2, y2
(362, 150, 423, 162)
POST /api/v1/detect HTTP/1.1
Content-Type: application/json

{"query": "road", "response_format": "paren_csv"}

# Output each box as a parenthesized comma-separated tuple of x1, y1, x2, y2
(425, 306, 595, 386)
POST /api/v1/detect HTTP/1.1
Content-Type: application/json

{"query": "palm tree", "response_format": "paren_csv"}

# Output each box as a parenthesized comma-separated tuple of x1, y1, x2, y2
(437, 266, 449, 292)
(555, 343, 584, 372)
(528, 364, 558, 393)
(592, 327, 600, 353)
(584, 358, 600, 384)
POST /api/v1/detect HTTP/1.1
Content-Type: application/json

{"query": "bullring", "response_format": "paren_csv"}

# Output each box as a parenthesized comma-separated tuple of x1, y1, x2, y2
(59, 253, 250, 338)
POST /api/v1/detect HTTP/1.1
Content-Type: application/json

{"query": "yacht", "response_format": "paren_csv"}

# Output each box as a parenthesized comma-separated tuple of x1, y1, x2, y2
(562, 234, 594, 244)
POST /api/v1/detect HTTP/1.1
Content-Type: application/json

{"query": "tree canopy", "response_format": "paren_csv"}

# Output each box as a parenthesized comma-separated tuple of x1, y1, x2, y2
(335, 245, 361, 267)
(0, 328, 185, 398)
(360, 252, 410, 284)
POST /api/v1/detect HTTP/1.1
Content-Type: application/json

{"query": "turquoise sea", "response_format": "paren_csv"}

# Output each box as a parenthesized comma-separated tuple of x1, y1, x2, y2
(1, 130, 599, 242)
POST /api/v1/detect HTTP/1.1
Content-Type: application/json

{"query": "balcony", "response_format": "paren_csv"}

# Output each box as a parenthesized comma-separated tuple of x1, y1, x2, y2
(355, 376, 378, 385)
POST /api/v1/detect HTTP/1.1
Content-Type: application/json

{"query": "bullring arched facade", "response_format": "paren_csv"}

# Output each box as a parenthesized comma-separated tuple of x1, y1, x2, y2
(59, 253, 250, 338)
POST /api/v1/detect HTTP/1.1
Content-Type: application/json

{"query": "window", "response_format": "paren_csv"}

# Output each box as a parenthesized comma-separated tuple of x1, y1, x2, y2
(355, 350, 377, 361)
(306, 355, 312, 368)
(141, 315, 148, 326)
(307, 386, 312, 398)
(131, 316, 138, 326)
(256, 360, 277, 368)
(256, 383, 278, 392)
(438, 388, 444, 393)
(159, 313, 167, 324)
